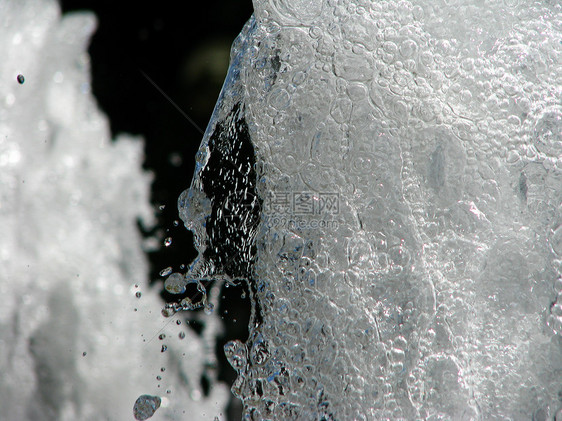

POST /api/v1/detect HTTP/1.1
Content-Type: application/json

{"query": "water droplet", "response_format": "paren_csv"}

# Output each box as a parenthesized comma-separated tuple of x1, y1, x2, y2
(156, 375, 162, 381)
(160, 367, 166, 372)
(135, 291, 142, 298)
(224, 340, 247, 370)
(161, 345, 168, 352)
(204, 303, 214, 315)
(159, 205, 166, 210)
(164, 273, 187, 294)
(169, 152, 182, 167)
(178, 331, 186, 340)
(17, 74, 24, 84)
(161, 307, 174, 318)
(176, 319, 181, 325)
(159, 334, 166, 340)
(173, 220, 179, 227)
(82, 351, 87, 357)
(133, 395, 161, 421)
(164, 237, 172, 247)
(159, 266, 173, 277)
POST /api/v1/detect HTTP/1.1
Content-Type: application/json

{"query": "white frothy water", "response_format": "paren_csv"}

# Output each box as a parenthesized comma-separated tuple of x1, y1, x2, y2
(0, 0, 228, 419)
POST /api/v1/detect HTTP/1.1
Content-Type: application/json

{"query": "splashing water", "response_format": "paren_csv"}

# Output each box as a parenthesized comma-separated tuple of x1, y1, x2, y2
(175, 0, 562, 419)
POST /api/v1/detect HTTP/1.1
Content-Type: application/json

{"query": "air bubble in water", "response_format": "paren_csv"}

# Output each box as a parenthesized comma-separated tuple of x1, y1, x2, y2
(224, 340, 247, 371)
(534, 108, 562, 157)
(133, 395, 161, 420)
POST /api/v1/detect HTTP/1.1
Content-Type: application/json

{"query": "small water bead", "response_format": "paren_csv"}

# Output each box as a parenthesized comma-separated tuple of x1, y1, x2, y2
(159, 267, 173, 277)
(133, 395, 161, 421)
(135, 291, 142, 298)
(161, 345, 168, 353)
(204, 302, 214, 315)
(161, 307, 174, 318)
(156, 375, 162, 381)
(159, 334, 166, 340)
(178, 331, 186, 340)
(164, 237, 172, 247)
(17, 74, 24, 84)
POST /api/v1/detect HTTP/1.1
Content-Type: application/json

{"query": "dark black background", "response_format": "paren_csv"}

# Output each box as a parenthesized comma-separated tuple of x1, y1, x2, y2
(59, 1, 254, 419)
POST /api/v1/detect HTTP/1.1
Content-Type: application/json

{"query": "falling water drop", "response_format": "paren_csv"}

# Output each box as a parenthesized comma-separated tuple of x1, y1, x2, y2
(133, 395, 161, 421)
(159, 266, 173, 277)
(164, 273, 187, 294)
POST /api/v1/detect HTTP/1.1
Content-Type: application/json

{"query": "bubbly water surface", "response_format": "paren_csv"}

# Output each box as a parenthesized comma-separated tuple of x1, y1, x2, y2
(177, 0, 562, 419)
